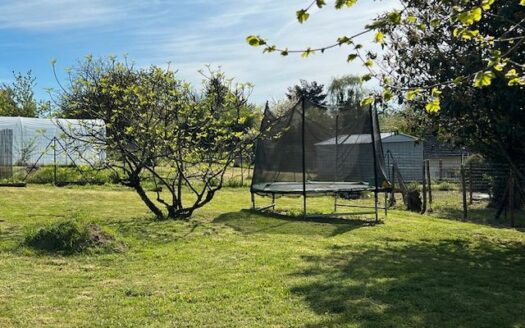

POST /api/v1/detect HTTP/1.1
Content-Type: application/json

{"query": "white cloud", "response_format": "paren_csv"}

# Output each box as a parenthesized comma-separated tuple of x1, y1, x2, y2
(0, 0, 401, 104)
(0, 0, 144, 29)
(126, 0, 401, 103)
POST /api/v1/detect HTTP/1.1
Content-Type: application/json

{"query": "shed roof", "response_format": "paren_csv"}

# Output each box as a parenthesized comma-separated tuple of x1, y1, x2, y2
(423, 135, 467, 158)
(315, 132, 419, 146)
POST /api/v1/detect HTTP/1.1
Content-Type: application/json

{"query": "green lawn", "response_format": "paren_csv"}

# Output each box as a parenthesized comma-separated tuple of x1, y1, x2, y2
(1, 185, 524, 327)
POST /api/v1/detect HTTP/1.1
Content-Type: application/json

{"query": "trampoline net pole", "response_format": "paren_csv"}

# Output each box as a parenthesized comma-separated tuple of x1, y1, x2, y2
(301, 97, 307, 218)
(369, 103, 380, 223)
(250, 96, 391, 220)
(335, 114, 339, 182)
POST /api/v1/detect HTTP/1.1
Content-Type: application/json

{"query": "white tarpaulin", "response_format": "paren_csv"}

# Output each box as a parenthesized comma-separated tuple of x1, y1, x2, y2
(0, 117, 106, 166)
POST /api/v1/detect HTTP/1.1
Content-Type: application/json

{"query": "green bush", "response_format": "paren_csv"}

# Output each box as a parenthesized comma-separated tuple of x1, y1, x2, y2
(24, 166, 114, 185)
(224, 178, 245, 188)
(433, 181, 458, 191)
(24, 221, 121, 254)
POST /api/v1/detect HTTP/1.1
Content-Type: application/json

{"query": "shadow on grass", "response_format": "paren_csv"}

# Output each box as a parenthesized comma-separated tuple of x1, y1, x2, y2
(213, 209, 375, 237)
(291, 239, 525, 327)
(432, 205, 525, 230)
(107, 217, 201, 244)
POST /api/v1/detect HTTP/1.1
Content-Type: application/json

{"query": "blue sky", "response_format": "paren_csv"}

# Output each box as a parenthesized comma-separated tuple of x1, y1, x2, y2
(0, 0, 398, 105)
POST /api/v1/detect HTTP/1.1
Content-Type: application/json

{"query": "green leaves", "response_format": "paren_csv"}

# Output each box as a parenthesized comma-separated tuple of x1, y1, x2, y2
(374, 31, 385, 44)
(361, 74, 372, 82)
(335, 0, 357, 9)
(360, 96, 375, 107)
(425, 88, 442, 112)
(473, 71, 496, 87)
(425, 98, 441, 113)
(337, 36, 352, 45)
(406, 88, 421, 101)
(301, 48, 314, 58)
(457, 7, 482, 25)
(246, 35, 266, 47)
(346, 54, 358, 62)
(296, 9, 310, 23)
(505, 69, 525, 86)
(364, 59, 374, 67)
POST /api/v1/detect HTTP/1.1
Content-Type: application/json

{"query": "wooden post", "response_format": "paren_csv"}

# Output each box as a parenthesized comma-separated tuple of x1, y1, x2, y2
(53, 138, 57, 186)
(389, 164, 396, 206)
(240, 152, 244, 187)
(509, 170, 515, 227)
(461, 165, 468, 221)
(469, 163, 473, 204)
(422, 161, 427, 213)
(439, 159, 443, 181)
(426, 160, 433, 212)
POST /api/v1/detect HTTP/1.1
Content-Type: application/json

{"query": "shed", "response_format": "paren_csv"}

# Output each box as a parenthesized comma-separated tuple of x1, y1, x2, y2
(0, 117, 106, 166)
(423, 135, 468, 179)
(315, 132, 423, 182)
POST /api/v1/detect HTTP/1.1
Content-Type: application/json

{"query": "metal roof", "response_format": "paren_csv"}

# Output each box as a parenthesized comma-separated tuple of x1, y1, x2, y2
(315, 132, 419, 146)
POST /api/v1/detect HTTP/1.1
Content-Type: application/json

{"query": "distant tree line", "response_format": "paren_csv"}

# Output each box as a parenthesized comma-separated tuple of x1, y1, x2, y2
(0, 71, 51, 117)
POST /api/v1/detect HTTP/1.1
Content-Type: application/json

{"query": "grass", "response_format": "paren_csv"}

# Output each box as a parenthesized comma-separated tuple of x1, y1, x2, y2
(0, 185, 524, 327)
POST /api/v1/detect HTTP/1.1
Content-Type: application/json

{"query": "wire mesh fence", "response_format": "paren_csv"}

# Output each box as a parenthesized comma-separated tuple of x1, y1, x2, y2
(386, 158, 525, 228)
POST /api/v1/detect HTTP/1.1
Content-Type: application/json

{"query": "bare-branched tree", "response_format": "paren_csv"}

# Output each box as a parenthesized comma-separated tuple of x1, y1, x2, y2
(53, 56, 256, 220)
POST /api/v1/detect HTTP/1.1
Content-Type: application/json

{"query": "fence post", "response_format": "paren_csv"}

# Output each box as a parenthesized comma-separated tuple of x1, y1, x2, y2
(389, 164, 396, 206)
(509, 170, 515, 227)
(469, 162, 474, 204)
(240, 153, 244, 187)
(422, 161, 427, 213)
(426, 160, 433, 212)
(53, 137, 57, 186)
(461, 165, 468, 221)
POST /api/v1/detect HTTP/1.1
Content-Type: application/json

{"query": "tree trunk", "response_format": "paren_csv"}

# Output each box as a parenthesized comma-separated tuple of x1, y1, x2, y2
(134, 184, 164, 219)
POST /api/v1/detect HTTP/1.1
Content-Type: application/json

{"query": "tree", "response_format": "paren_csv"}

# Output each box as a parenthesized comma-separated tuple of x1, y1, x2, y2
(378, 106, 430, 137)
(286, 79, 327, 104)
(380, 0, 525, 207)
(247, 0, 525, 106)
(55, 57, 256, 220)
(327, 74, 366, 107)
(0, 89, 17, 116)
(0, 71, 40, 117)
(247, 0, 525, 209)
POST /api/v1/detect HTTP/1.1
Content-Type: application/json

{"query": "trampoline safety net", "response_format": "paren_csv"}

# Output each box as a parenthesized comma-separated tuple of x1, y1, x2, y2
(251, 98, 390, 196)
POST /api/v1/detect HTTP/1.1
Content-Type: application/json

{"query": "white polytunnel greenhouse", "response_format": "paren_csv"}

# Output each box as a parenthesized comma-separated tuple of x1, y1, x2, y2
(0, 117, 106, 167)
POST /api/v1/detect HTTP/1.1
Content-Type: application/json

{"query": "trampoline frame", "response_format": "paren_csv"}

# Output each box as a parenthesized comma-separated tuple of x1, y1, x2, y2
(250, 183, 389, 221)
(250, 98, 389, 222)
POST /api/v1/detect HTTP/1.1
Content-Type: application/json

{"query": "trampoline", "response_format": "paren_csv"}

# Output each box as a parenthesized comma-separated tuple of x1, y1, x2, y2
(251, 181, 372, 195)
(250, 97, 391, 221)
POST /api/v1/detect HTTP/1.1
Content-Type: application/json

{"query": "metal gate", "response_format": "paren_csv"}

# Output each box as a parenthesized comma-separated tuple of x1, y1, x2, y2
(0, 129, 13, 179)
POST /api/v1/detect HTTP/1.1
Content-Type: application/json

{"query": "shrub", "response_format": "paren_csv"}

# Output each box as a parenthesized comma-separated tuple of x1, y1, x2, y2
(224, 178, 245, 188)
(433, 181, 458, 191)
(25, 166, 114, 185)
(24, 220, 122, 254)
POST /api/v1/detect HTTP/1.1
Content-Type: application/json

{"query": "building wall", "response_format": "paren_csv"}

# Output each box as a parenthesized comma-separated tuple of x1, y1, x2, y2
(428, 157, 463, 180)
(383, 141, 424, 182)
(314, 139, 424, 183)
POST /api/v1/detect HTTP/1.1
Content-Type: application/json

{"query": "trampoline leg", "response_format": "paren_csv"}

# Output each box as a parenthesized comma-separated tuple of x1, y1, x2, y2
(334, 194, 337, 213)
(251, 192, 256, 210)
(303, 196, 307, 219)
(272, 193, 275, 210)
(374, 191, 379, 223)
(384, 192, 388, 219)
